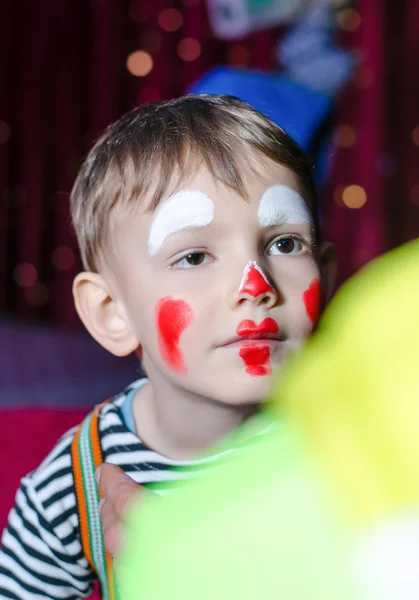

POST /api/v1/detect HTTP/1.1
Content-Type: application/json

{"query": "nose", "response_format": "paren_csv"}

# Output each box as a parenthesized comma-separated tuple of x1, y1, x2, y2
(236, 261, 278, 308)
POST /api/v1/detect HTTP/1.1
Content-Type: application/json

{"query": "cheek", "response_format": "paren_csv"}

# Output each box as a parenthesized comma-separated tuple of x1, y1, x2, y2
(156, 297, 194, 374)
(302, 278, 322, 326)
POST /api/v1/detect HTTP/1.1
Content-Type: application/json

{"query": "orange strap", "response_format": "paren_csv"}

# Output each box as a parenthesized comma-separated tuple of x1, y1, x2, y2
(71, 401, 115, 599)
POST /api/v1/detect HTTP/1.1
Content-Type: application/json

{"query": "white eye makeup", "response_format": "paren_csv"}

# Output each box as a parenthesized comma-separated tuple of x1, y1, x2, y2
(258, 185, 313, 228)
(148, 189, 215, 256)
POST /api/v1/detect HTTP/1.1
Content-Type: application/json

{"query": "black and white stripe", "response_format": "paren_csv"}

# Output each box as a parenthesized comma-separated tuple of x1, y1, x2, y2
(0, 381, 216, 599)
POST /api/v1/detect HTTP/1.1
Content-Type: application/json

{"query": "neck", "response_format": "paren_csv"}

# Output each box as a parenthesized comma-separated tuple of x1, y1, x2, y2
(132, 377, 257, 461)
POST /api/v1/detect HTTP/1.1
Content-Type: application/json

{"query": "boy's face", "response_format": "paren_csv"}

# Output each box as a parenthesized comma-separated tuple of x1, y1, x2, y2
(109, 158, 326, 405)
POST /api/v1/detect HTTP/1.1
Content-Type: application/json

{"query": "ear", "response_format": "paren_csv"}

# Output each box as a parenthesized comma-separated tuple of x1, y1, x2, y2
(73, 272, 139, 357)
(319, 242, 337, 303)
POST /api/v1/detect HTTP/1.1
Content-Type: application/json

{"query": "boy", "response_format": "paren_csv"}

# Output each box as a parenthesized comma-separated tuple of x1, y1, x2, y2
(0, 95, 335, 598)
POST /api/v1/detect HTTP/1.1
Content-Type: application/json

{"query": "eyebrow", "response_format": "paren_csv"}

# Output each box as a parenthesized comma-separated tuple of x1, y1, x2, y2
(148, 189, 215, 255)
(258, 185, 313, 227)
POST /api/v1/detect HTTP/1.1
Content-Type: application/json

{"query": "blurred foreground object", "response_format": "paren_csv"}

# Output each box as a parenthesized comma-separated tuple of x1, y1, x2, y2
(276, 0, 354, 94)
(190, 3, 354, 190)
(189, 67, 332, 154)
(118, 239, 419, 600)
(207, 0, 311, 39)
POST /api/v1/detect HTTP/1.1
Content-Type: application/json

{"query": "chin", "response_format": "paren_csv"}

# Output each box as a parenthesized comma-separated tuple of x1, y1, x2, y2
(209, 372, 275, 406)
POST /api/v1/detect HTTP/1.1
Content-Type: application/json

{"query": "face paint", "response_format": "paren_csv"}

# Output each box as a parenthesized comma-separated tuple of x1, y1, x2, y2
(148, 189, 215, 256)
(238, 261, 274, 298)
(239, 344, 271, 377)
(258, 185, 313, 227)
(303, 278, 322, 326)
(235, 319, 277, 376)
(236, 318, 279, 338)
(156, 297, 194, 373)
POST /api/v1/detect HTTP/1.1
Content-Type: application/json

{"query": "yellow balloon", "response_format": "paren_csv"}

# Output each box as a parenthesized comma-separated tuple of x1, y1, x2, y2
(276, 239, 419, 526)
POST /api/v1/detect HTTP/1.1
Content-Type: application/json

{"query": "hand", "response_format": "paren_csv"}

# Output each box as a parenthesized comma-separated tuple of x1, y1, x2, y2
(96, 463, 143, 557)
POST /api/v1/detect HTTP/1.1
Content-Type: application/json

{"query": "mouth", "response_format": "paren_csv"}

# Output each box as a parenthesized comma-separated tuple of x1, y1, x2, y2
(220, 318, 283, 347)
(221, 337, 281, 349)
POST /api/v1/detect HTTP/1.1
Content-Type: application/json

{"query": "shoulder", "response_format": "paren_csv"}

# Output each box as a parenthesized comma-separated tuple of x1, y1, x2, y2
(97, 378, 146, 435)
(97, 380, 147, 463)
(25, 381, 145, 519)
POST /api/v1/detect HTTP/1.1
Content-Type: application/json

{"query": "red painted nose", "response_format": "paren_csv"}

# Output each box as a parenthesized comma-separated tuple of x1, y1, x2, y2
(238, 262, 275, 298)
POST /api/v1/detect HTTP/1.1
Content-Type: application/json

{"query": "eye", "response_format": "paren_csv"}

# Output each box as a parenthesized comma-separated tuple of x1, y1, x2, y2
(174, 252, 209, 269)
(267, 236, 304, 256)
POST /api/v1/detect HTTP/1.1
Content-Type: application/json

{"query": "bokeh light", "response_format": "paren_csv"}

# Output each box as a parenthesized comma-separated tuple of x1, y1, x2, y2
(52, 246, 75, 271)
(25, 282, 49, 307)
(342, 185, 367, 209)
(177, 38, 201, 61)
(13, 263, 37, 287)
(411, 126, 419, 146)
(227, 44, 250, 66)
(337, 8, 361, 32)
(126, 51, 153, 77)
(333, 124, 357, 149)
(158, 8, 183, 32)
(0, 121, 10, 144)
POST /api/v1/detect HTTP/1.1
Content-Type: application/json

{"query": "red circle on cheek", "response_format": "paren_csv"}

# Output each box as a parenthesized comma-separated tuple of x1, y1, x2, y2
(303, 278, 322, 325)
(156, 297, 194, 373)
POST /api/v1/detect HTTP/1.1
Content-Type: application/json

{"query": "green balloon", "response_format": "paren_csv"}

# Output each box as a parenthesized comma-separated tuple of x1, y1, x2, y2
(117, 239, 419, 600)
(117, 415, 355, 600)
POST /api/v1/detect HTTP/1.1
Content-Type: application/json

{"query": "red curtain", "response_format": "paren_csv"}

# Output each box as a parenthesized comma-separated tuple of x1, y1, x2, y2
(0, 1, 418, 324)
(325, 0, 419, 285)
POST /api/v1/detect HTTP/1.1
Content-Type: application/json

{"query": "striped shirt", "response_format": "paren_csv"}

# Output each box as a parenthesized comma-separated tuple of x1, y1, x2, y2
(0, 379, 239, 599)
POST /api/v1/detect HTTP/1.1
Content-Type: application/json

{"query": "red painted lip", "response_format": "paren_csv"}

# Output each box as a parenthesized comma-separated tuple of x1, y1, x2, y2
(236, 318, 279, 338)
(220, 318, 281, 348)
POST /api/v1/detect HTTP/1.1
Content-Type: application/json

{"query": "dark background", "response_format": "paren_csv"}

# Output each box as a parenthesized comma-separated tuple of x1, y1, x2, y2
(1, 0, 419, 326)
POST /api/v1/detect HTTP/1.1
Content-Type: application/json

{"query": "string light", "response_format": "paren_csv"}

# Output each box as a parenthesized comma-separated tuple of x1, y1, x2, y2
(126, 51, 153, 77)
(337, 8, 361, 32)
(158, 8, 183, 32)
(52, 246, 75, 270)
(0, 121, 10, 144)
(177, 38, 201, 61)
(13, 263, 37, 287)
(342, 185, 367, 209)
(333, 124, 357, 149)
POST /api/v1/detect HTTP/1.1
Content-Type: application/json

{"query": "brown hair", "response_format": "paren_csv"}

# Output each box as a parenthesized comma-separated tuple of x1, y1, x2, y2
(70, 94, 318, 272)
